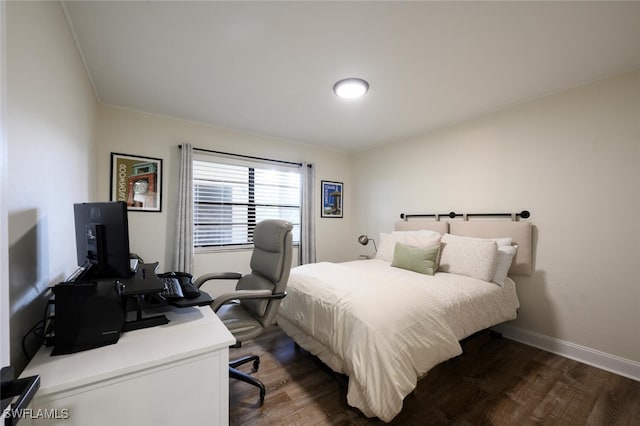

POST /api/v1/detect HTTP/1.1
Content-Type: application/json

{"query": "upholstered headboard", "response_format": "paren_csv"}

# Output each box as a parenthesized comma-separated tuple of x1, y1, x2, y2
(394, 220, 449, 234)
(394, 219, 532, 276)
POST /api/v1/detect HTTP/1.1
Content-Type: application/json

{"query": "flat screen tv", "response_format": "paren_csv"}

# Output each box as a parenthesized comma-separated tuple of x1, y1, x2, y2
(73, 201, 132, 281)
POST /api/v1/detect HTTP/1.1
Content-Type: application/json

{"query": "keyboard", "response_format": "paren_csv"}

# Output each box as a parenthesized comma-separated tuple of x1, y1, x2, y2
(160, 277, 184, 299)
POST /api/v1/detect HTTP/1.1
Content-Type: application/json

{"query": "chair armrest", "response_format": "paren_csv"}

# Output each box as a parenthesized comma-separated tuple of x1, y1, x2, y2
(211, 290, 286, 313)
(193, 272, 242, 288)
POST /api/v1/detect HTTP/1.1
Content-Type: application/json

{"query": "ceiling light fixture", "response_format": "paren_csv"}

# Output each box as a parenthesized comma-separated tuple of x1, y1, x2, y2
(333, 78, 369, 99)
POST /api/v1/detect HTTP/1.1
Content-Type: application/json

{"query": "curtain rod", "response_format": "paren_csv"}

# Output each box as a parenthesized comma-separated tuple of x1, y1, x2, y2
(180, 144, 303, 167)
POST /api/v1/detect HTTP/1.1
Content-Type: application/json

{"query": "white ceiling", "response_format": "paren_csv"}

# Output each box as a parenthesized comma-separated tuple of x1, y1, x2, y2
(62, 1, 640, 152)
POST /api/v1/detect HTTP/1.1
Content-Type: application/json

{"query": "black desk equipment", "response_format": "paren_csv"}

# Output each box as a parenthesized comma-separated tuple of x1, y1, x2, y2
(48, 201, 214, 355)
(51, 280, 125, 355)
(50, 261, 213, 354)
(121, 262, 213, 331)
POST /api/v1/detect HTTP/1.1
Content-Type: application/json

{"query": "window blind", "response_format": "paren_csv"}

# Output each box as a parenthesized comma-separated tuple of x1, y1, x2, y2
(193, 154, 301, 248)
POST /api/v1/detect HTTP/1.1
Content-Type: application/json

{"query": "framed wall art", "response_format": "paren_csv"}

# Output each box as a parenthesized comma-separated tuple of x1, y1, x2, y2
(321, 180, 343, 218)
(110, 152, 163, 212)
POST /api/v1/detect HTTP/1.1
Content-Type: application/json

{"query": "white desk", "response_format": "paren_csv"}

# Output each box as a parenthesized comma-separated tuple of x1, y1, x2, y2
(20, 306, 235, 425)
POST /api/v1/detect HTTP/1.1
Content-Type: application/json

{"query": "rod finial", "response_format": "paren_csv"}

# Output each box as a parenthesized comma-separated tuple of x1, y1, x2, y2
(520, 210, 530, 219)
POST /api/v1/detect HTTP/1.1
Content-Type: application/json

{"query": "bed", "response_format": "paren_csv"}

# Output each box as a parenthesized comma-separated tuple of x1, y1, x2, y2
(276, 219, 532, 422)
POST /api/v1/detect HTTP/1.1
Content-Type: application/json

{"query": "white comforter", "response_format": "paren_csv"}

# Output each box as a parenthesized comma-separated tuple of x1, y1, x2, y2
(277, 259, 519, 422)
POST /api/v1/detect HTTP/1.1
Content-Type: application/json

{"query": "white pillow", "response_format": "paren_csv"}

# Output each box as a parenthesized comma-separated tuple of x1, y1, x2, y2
(439, 233, 498, 282)
(449, 234, 512, 247)
(376, 232, 441, 262)
(393, 230, 441, 248)
(492, 245, 517, 286)
(493, 237, 513, 247)
(376, 233, 396, 262)
(441, 234, 514, 285)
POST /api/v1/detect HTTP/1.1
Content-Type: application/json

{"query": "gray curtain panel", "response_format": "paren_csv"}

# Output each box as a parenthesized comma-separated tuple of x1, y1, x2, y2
(299, 162, 316, 265)
(173, 143, 193, 273)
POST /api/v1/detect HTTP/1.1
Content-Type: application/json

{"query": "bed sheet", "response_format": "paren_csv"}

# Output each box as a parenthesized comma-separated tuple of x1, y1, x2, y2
(276, 259, 519, 422)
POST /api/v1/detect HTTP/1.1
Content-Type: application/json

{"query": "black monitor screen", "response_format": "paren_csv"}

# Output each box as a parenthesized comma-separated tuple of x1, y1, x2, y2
(74, 201, 132, 280)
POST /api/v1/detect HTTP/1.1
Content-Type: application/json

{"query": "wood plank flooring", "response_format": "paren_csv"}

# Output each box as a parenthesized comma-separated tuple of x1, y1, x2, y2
(229, 326, 640, 425)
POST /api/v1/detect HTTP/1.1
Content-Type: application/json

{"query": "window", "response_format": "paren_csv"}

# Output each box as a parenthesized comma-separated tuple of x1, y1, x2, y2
(193, 153, 301, 249)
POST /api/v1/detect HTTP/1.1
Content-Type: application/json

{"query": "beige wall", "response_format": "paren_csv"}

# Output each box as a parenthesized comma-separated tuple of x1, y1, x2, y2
(95, 105, 353, 294)
(6, 0, 98, 372)
(351, 70, 640, 363)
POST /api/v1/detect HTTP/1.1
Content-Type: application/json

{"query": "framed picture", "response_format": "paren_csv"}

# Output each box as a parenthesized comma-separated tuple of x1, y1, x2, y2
(110, 152, 163, 212)
(321, 180, 343, 218)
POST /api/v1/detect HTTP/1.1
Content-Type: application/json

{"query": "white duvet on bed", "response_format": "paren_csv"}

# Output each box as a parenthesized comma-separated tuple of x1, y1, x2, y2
(276, 259, 519, 422)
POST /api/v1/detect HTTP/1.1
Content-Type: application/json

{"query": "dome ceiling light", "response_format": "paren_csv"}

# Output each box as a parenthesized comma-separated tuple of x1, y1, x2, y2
(333, 78, 369, 99)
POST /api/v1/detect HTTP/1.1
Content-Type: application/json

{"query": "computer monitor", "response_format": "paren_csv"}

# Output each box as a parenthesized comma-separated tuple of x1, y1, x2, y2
(73, 201, 132, 281)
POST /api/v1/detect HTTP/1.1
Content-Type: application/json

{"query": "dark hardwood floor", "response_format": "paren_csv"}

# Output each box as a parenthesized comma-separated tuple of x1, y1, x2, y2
(229, 326, 640, 425)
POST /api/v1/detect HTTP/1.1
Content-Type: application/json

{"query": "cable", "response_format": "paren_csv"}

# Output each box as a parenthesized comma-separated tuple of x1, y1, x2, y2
(22, 318, 47, 360)
(21, 291, 56, 360)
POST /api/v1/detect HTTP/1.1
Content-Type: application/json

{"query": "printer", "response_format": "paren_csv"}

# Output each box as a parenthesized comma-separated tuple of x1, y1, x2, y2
(51, 280, 125, 355)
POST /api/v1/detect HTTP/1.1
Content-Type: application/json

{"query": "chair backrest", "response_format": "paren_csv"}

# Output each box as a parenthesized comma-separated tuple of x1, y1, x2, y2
(236, 219, 293, 326)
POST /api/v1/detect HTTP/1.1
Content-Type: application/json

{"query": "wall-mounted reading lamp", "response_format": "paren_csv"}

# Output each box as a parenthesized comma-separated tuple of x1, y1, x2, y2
(357, 235, 377, 252)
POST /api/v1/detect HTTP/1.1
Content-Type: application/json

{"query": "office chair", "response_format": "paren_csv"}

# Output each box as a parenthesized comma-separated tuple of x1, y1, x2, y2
(193, 219, 293, 404)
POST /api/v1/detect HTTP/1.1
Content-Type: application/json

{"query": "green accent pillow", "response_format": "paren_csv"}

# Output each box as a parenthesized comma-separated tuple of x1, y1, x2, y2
(391, 242, 440, 275)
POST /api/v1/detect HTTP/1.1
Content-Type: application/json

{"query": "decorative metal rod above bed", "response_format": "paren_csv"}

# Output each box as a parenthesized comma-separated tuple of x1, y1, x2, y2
(400, 210, 530, 221)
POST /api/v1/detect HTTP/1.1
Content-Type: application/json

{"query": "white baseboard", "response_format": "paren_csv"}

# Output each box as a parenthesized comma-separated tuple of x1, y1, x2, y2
(492, 324, 640, 382)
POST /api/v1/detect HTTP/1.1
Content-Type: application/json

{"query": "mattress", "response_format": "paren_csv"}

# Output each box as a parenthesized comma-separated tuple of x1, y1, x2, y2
(276, 259, 520, 422)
